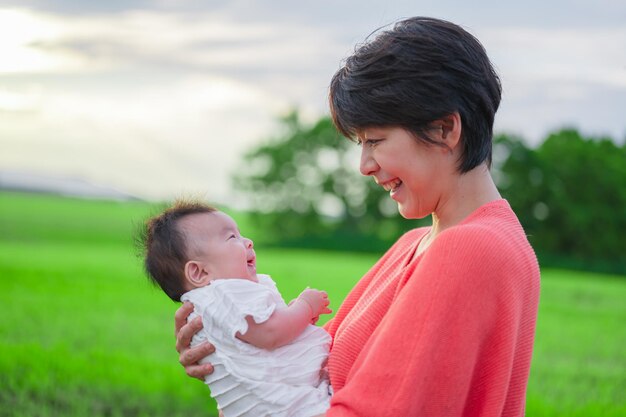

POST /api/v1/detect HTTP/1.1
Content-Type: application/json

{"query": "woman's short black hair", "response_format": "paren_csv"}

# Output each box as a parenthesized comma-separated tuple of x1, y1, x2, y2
(329, 17, 501, 173)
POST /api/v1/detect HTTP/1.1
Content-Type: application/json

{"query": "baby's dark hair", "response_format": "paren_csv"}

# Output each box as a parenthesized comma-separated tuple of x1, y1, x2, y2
(138, 200, 217, 302)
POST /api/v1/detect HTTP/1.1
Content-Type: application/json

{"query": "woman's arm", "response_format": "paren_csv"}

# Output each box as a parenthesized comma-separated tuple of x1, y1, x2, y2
(237, 288, 331, 350)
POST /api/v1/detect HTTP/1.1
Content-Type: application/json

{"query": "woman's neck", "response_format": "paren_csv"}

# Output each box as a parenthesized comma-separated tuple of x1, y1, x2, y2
(416, 164, 500, 256)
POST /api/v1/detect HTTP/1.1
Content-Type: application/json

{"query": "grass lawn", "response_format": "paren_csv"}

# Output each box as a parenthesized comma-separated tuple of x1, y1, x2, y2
(1, 191, 624, 416)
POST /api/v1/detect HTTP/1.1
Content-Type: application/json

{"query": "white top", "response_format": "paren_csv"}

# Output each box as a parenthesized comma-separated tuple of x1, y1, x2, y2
(181, 274, 332, 417)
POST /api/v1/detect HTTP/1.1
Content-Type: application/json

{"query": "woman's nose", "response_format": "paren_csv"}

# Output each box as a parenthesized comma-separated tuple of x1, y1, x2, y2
(359, 146, 378, 176)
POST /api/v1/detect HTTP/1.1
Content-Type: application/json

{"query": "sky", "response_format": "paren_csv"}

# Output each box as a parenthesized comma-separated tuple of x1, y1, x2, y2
(1, 0, 625, 204)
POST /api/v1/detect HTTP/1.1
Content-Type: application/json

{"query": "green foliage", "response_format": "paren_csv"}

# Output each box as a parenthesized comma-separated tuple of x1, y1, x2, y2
(495, 129, 626, 274)
(235, 112, 625, 274)
(234, 111, 428, 251)
(1, 191, 625, 416)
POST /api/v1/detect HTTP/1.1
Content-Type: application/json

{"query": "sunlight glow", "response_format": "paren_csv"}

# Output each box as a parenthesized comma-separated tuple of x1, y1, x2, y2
(0, 4, 623, 202)
(0, 88, 40, 111)
(0, 9, 68, 73)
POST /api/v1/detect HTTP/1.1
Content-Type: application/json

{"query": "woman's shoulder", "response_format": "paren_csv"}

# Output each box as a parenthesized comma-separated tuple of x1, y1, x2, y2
(428, 200, 538, 278)
(442, 199, 527, 244)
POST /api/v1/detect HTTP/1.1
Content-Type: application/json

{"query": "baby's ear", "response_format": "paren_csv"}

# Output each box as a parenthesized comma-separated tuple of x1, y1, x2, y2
(184, 260, 211, 288)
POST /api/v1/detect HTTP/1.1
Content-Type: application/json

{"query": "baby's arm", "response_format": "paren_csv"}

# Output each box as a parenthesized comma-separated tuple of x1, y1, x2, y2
(236, 288, 331, 350)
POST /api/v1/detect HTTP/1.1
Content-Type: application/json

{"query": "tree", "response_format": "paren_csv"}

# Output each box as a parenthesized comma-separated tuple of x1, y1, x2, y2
(495, 129, 626, 273)
(536, 130, 626, 260)
(233, 111, 425, 251)
(236, 112, 626, 274)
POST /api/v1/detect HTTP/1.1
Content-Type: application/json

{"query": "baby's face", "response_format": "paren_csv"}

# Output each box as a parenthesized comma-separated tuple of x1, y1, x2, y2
(180, 211, 257, 282)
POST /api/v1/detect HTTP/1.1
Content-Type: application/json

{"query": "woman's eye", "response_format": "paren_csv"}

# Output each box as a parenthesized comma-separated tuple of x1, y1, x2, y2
(356, 138, 382, 147)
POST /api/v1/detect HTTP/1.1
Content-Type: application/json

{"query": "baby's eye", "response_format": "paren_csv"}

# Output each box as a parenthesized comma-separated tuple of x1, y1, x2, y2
(228, 234, 236, 240)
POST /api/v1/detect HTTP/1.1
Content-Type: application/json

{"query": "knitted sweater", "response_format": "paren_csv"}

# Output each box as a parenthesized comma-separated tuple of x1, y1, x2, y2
(324, 199, 540, 417)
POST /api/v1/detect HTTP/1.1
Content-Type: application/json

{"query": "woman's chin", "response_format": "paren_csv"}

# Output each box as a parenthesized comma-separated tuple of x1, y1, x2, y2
(398, 204, 429, 220)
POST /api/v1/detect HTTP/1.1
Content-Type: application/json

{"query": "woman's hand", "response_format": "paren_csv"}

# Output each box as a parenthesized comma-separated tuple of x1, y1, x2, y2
(174, 302, 215, 380)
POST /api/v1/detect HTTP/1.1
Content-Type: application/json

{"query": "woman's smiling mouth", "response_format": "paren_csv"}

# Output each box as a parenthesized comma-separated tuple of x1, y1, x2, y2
(380, 178, 402, 193)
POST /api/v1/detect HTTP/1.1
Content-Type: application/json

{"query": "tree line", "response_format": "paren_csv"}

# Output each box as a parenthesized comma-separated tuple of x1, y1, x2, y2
(234, 112, 626, 275)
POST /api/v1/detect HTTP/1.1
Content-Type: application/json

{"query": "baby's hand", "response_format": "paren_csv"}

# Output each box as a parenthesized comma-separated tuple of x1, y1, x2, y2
(297, 288, 332, 319)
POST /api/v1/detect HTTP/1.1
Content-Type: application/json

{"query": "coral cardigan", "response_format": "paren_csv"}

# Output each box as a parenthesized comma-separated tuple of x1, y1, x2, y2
(324, 199, 540, 417)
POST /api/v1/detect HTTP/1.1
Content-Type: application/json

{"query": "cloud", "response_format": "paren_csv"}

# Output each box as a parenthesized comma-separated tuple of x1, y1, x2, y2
(26, 10, 345, 75)
(1, 3, 625, 203)
(497, 79, 626, 144)
(481, 25, 626, 143)
(481, 26, 626, 88)
(0, 8, 343, 201)
(0, 70, 287, 201)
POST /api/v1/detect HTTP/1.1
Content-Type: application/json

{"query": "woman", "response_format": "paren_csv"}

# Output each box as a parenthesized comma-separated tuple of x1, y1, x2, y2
(175, 17, 540, 417)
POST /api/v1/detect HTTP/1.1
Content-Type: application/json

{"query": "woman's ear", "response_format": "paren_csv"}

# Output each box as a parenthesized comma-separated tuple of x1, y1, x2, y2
(184, 260, 212, 288)
(434, 111, 462, 151)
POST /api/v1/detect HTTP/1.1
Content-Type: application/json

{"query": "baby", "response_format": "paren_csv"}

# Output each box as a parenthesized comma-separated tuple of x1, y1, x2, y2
(140, 200, 332, 417)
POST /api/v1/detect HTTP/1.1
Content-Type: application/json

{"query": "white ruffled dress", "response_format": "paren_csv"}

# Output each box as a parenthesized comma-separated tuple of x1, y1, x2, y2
(181, 274, 332, 417)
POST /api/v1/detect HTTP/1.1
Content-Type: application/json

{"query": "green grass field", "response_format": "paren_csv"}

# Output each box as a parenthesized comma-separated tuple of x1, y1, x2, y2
(1, 191, 624, 416)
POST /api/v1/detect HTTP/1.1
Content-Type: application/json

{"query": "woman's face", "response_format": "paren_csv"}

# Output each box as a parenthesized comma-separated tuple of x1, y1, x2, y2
(358, 126, 454, 219)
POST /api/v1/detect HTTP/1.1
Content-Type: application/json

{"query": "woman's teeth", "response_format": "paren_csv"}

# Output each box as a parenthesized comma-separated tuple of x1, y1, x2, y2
(383, 179, 402, 192)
